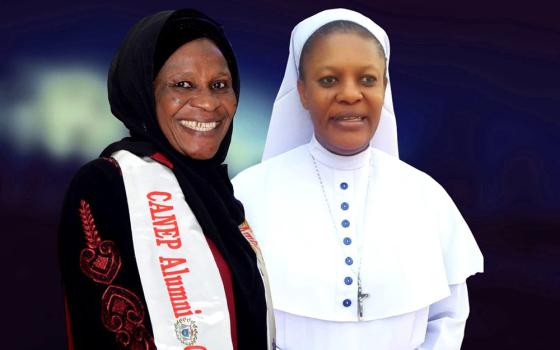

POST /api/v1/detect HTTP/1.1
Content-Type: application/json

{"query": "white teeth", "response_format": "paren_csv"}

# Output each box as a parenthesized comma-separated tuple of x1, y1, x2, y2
(337, 116, 363, 121)
(179, 120, 219, 132)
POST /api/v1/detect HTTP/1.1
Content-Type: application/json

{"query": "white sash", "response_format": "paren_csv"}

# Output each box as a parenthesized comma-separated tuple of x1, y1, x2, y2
(114, 150, 234, 350)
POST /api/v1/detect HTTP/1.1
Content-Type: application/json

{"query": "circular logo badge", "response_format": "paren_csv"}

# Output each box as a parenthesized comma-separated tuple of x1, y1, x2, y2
(174, 317, 198, 346)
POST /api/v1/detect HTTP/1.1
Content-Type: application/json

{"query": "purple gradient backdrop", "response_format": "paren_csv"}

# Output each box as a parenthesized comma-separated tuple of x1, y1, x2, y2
(2, 0, 559, 348)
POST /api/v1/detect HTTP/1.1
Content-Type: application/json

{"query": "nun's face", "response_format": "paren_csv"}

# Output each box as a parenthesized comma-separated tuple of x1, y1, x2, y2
(154, 38, 237, 159)
(297, 32, 386, 156)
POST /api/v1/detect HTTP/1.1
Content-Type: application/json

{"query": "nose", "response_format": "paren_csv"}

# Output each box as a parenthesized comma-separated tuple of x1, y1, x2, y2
(335, 81, 362, 104)
(189, 88, 220, 111)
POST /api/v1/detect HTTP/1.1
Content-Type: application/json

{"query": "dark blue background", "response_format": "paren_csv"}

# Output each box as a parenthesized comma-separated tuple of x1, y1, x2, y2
(2, 0, 559, 348)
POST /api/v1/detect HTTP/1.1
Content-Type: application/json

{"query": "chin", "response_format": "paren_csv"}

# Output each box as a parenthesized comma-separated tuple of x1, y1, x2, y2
(330, 143, 369, 156)
(186, 151, 216, 160)
(174, 145, 216, 160)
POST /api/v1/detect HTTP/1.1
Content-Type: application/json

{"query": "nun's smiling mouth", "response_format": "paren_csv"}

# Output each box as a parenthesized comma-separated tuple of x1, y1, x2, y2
(331, 114, 368, 126)
(332, 115, 367, 122)
(179, 120, 222, 132)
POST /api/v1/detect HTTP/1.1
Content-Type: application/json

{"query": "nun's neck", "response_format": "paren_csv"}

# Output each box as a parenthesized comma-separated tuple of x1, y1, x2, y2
(308, 135, 371, 170)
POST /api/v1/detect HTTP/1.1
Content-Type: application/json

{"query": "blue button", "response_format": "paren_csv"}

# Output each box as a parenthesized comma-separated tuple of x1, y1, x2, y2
(341, 202, 349, 210)
(341, 219, 350, 228)
(343, 299, 352, 307)
(340, 182, 348, 190)
(343, 237, 352, 245)
(344, 277, 353, 285)
(345, 257, 353, 265)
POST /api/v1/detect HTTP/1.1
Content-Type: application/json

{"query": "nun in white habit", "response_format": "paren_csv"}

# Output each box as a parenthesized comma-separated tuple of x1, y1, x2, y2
(233, 8, 483, 350)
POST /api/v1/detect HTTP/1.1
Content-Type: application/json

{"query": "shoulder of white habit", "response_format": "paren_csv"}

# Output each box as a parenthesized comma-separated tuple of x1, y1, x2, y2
(112, 149, 234, 350)
(233, 144, 483, 322)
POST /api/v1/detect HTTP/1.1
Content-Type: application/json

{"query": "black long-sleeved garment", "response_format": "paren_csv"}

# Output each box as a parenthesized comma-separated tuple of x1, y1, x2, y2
(59, 158, 157, 349)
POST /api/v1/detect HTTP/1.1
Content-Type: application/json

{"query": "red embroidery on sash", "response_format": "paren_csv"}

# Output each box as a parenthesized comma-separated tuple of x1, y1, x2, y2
(102, 286, 156, 350)
(79, 200, 122, 284)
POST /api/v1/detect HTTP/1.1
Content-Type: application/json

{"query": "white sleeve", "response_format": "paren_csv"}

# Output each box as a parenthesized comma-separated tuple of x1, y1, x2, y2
(417, 283, 470, 350)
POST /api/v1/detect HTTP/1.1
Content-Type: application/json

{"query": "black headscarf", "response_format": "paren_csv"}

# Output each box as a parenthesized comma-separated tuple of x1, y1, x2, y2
(102, 9, 267, 349)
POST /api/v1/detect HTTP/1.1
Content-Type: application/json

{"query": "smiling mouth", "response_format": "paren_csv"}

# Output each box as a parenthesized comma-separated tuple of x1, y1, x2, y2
(332, 115, 366, 122)
(179, 120, 221, 132)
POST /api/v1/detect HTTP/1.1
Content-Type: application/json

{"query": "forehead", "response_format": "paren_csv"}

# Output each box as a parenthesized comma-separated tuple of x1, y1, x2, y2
(304, 32, 385, 69)
(161, 38, 228, 70)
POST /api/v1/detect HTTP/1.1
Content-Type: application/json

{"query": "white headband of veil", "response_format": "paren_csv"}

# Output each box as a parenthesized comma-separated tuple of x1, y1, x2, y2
(261, 8, 399, 161)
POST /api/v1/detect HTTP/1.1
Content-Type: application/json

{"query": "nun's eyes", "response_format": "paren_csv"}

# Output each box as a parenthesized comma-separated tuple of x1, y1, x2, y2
(318, 76, 337, 87)
(174, 81, 193, 89)
(360, 75, 377, 86)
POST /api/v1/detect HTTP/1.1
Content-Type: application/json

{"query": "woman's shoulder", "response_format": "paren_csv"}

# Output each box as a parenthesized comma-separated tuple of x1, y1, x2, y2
(370, 148, 438, 185)
(233, 145, 308, 183)
(369, 148, 457, 210)
(59, 156, 132, 258)
(62, 157, 127, 221)
(70, 157, 123, 188)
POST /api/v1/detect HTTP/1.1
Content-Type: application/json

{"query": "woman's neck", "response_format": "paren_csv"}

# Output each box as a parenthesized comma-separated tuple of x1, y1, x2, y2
(308, 135, 371, 170)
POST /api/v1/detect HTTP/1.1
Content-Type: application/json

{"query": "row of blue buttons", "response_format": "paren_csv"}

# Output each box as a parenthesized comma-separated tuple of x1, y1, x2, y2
(341, 182, 354, 307)
(340, 183, 350, 229)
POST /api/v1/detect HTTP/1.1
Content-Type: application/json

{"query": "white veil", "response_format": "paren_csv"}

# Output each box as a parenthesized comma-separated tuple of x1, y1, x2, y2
(261, 8, 399, 161)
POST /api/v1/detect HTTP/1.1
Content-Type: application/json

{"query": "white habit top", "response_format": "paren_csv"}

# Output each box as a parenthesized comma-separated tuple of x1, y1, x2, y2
(233, 137, 483, 349)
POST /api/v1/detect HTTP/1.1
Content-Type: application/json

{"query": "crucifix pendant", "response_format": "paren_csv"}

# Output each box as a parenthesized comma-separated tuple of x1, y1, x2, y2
(357, 277, 369, 320)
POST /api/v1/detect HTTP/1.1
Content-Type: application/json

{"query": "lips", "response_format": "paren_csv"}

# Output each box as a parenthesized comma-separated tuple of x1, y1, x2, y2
(331, 114, 367, 122)
(179, 120, 221, 132)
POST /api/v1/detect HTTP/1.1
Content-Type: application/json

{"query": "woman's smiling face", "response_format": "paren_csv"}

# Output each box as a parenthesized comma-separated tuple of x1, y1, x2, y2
(154, 38, 237, 160)
(297, 32, 386, 156)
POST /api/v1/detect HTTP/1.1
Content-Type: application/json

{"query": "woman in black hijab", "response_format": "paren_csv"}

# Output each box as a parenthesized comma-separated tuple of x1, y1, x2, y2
(58, 9, 273, 350)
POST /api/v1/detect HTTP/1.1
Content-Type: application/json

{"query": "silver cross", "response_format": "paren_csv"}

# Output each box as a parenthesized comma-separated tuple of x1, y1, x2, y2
(357, 278, 369, 320)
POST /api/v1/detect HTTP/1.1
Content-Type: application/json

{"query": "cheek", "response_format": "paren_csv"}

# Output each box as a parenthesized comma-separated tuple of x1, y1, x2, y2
(156, 87, 180, 123)
(308, 91, 333, 116)
(172, 96, 183, 105)
(220, 93, 238, 117)
(155, 89, 183, 123)
(368, 90, 385, 112)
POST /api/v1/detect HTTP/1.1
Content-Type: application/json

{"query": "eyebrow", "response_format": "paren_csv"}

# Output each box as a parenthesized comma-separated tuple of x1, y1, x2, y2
(165, 70, 232, 79)
(213, 71, 232, 78)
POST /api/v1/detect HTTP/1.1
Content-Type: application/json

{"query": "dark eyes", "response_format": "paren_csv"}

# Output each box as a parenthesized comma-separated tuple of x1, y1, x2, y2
(319, 76, 337, 87)
(173, 80, 229, 90)
(317, 75, 378, 88)
(175, 81, 193, 89)
(211, 80, 228, 90)
(360, 75, 377, 86)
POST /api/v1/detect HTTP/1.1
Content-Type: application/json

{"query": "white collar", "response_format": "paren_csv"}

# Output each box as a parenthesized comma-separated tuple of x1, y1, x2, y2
(308, 135, 371, 171)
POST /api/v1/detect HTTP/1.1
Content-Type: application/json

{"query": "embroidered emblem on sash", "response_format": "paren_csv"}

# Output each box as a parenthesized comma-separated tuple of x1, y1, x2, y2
(79, 199, 122, 284)
(174, 317, 199, 346)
